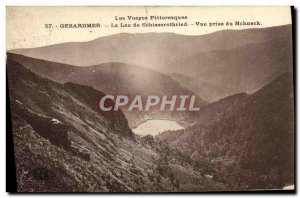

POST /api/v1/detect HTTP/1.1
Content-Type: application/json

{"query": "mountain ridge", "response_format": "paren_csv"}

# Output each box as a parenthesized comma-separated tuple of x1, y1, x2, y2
(7, 53, 208, 126)
(8, 25, 292, 102)
(9, 24, 291, 53)
(9, 25, 291, 68)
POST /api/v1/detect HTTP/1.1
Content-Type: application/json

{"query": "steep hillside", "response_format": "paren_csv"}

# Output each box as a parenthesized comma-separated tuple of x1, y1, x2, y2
(7, 58, 223, 192)
(158, 73, 294, 190)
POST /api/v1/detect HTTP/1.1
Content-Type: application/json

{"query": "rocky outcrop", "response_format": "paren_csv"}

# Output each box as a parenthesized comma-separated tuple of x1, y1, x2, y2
(11, 100, 71, 150)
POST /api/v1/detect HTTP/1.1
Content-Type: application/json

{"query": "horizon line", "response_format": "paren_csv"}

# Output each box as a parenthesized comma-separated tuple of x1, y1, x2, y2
(7, 24, 291, 51)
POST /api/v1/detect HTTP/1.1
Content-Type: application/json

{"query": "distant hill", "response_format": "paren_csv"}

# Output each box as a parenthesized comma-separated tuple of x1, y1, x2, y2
(9, 25, 291, 69)
(158, 73, 294, 190)
(8, 25, 292, 102)
(169, 37, 292, 101)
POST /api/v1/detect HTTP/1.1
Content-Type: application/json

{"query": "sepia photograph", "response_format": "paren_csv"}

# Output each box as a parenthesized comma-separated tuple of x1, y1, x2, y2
(6, 6, 295, 193)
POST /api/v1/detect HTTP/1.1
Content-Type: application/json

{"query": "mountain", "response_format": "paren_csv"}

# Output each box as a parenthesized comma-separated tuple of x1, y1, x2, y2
(9, 25, 292, 102)
(9, 25, 291, 69)
(168, 37, 293, 101)
(7, 57, 224, 192)
(6, 24, 294, 191)
(7, 53, 208, 126)
(158, 73, 294, 190)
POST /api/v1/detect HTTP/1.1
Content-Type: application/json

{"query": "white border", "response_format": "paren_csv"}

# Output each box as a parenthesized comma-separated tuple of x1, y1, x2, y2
(1, 1, 299, 198)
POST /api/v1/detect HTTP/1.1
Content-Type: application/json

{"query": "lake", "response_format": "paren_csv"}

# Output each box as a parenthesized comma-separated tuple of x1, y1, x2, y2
(132, 119, 184, 136)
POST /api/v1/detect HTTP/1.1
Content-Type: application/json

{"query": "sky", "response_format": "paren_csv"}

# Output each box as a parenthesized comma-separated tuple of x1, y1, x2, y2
(6, 6, 292, 50)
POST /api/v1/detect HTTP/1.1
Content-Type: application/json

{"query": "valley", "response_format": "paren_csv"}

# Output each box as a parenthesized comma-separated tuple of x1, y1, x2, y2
(7, 55, 294, 191)
(7, 57, 225, 192)
(6, 24, 294, 192)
